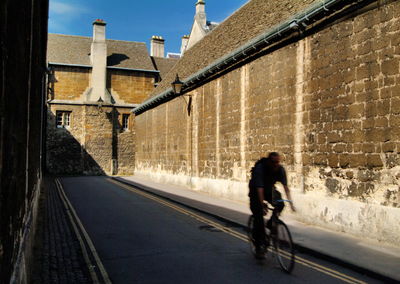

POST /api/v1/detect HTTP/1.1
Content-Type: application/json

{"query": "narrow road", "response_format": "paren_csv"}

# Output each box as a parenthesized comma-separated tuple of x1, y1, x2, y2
(60, 176, 380, 284)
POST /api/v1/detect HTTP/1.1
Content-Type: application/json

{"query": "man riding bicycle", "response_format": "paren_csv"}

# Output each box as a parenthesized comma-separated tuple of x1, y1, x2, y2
(248, 152, 296, 259)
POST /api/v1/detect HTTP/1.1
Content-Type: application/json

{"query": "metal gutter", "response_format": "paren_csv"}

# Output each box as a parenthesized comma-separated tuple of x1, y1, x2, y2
(49, 62, 159, 73)
(107, 66, 159, 73)
(133, 0, 369, 115)
(47, 99, 138, 108)
(48, 62, 92, 68)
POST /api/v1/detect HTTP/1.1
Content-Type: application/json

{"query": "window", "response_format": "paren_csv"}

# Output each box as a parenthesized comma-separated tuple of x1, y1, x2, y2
(56, 111, 71, 128)
(122, 114, 130, 131)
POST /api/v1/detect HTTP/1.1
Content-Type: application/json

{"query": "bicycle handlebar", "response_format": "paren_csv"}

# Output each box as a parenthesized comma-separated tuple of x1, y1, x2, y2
(275, 199, 292, 203)
(263, 199, 292, 205)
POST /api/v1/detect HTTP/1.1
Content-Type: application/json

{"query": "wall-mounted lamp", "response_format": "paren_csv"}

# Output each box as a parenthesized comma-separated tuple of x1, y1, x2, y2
(48, 71, 57, 84)
(97, 97, 104, 112)
(171, 74, 192, 116)
(171, 74, 184, 95)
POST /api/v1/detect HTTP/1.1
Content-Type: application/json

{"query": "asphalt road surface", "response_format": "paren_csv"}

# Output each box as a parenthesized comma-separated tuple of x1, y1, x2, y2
(60, 176, 381, 284)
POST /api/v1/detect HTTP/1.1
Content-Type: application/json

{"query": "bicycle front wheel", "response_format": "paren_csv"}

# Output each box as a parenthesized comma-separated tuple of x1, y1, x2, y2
(274, 220, 295, 273)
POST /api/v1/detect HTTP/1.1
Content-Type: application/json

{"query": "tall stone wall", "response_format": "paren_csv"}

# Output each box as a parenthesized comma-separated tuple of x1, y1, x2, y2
(0, 0, 48, 282)
(135, 1, 400, 245)
(46, 105, 135, 175)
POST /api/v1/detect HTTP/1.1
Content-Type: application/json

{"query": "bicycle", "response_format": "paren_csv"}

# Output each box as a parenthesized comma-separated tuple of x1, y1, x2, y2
(247, 199, 295, 273)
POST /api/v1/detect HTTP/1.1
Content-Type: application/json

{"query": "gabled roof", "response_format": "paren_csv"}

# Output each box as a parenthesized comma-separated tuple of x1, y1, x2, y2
(149, 0, 317, 97)
(151, 57, 179, 79)
(47, 34, 156, 71)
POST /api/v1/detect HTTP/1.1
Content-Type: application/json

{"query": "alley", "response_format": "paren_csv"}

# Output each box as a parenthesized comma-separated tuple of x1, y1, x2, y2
(59, 176, 379, 284)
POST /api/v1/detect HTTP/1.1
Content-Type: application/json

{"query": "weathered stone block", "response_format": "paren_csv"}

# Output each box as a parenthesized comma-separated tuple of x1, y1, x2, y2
(333, 105, 349, 120)
(391, 98, 400, 114)
(391, 85, 400, 98)
(381, 59, 399, 76)
(348, 103, 365, 118)
(362, 143, 375, 153)
(382, 142, 396, 153)
(332, 143, 346, 153)
(375, 117, 388, 128)
(366, 154, 383, 168)
(377, 100, 391, 116)
(339, 154, 350, 168)
(389, 115, 400, 127)
(314, 154, 327, 166)
(327, 132, 341, 143)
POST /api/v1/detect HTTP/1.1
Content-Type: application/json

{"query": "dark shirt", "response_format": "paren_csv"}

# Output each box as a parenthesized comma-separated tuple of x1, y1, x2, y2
(249, 158, 287, 197)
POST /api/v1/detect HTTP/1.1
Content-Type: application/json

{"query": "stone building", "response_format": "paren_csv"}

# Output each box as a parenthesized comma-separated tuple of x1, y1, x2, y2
(46, 20, 177, 175)
(0, 0, 48, 282)
(181, 0, 219, 54)
(133, 0, 400, 246)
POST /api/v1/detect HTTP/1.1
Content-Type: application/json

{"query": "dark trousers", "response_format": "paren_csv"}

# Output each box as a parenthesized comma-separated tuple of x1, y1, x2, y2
(249, 188, 284, 247)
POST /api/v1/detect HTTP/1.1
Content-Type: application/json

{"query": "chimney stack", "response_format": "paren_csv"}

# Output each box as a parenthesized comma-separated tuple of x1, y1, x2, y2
(90, 19, 109, 103)
(181, 35, 190, 55)
(195, 0, 206, 27)
(150, 36, 165, 58)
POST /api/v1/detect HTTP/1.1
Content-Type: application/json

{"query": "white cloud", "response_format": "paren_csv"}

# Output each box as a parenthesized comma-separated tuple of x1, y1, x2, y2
(50, 1, 87, 15)
(49, 0, 89, 33)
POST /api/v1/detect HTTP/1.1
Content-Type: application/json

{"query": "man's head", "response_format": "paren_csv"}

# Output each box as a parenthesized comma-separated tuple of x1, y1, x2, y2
(267, 152, 281, 168)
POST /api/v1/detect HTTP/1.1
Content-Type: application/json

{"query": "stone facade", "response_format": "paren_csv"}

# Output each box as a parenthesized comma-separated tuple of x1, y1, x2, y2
(47, 104, 135, 175)
(134, 1, 400, 246)
(0, 0, 48, 282)
(46, 20, 163, 176)
(108, 70, 155, 104)
(49, 66, 91, 101)
(46, 66, 152, 176)
(183, 0, 218, 53)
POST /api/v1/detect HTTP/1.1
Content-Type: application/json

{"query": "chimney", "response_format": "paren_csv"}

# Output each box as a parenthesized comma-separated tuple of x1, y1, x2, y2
(151, 36, 165, 58)
(89, 19, 109, 102)
(181, 35, 190, 55)
(195, 0, 206, 27)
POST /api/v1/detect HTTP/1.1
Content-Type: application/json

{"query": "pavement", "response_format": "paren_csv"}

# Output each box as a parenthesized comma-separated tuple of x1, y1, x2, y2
(31, 177, 92, 284)
(113, 175, 400, 283)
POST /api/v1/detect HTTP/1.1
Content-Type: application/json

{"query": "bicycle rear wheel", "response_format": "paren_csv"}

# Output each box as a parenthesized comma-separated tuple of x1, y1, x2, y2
(274, 220, 295, 273)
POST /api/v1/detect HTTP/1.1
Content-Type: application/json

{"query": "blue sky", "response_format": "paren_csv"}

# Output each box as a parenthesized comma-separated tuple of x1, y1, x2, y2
(49, 0, 249, 54)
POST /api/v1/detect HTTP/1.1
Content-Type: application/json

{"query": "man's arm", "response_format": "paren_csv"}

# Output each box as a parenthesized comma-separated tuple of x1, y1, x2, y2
(257, 187, 267, 214)
(280, 167, 296, 212)
(257, 187, 265, 205)
(283, 185, 296, 212)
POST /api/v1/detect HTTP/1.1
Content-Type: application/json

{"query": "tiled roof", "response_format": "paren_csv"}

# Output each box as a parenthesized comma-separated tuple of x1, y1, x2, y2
(149, 0, 317, 97)
(151, 57, 179, 79)
(47, 34, 156, 71)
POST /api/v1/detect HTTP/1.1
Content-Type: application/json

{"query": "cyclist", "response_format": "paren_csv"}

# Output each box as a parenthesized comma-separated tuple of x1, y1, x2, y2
(248, 152, 296, 259)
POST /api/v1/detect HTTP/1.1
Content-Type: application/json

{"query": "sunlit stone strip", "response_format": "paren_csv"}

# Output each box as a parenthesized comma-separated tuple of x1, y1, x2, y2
(240, 65, 249, 181)
(216, 80, 222, 178)
(293, 39, 308, 192)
